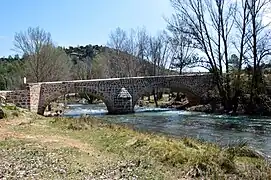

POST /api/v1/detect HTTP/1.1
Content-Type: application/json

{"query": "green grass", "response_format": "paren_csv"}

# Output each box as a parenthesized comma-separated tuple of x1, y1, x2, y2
(46, 117, 271, 179)
(1, 108, 271, 179)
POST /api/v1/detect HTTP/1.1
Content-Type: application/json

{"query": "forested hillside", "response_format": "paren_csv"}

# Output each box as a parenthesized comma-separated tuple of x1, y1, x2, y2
(0, 44, 176, 91)
(0, 26, 180, 90)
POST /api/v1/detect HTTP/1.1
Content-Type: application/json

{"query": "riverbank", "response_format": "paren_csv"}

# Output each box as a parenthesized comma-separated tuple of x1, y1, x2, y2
(0, 106, 270, 179)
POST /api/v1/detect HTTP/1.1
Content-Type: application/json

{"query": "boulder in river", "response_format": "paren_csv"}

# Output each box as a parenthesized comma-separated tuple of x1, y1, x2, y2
(160, 99, 189, 110)
(79, 98, 87, 104)
(187, 104, 213, 113)
(137, 100, 150, 107)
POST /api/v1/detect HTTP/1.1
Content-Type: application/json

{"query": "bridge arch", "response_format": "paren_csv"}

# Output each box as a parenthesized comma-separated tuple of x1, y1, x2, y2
(132, 81, 203, 107)
(37, 84, 113, 115)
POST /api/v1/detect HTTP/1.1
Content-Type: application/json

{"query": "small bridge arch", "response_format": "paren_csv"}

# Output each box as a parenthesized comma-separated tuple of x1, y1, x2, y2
(37, 85, 113, 115)
(132, 83, 202, 107)
(33, 82, 114, 115)
(131, 75, 212, 108)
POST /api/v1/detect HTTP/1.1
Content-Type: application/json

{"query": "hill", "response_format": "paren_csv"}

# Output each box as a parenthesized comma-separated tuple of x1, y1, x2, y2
(64, 44, 178, 80)
(0, 44, 177, 90)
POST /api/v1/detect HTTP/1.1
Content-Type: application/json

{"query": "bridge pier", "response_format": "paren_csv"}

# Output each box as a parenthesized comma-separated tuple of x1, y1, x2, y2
(107, 87, 134, 114)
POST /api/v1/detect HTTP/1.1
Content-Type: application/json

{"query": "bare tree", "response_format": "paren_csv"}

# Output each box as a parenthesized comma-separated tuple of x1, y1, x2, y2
(124, 28, 137, 56)
(123, 28, 142, 77)
(246, 0, 271, 106)
(107, 27, 127, 54)
(147, 32, 171, 106)
(107, 27, 138, 77)
(231, 0, 251, 111)
(72, 60, 89, 80)
(167, 15, 199, 74)
(136, 27, 149, 60)
(169, 0, 237, 111)
(122, 27, 154, 77)
(135, 27, 150, 75)
(13, 27, 72, 82)
(147, 32, 171, 75)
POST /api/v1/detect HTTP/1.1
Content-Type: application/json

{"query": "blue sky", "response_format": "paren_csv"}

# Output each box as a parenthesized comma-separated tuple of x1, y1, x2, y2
(0, 0, 173, 57)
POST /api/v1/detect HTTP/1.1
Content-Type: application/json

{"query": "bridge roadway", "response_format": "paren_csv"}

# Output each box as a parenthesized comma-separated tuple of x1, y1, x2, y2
(0, 74, 213, 115)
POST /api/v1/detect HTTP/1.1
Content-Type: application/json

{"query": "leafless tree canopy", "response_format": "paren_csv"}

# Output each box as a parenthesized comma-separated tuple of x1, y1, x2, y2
(147, 31, 171, 75)
(106, 27, 172, 77)
(14, 27, 52, 55)
(167, 15, 199, 74)
(13, 27, 72, 82)
(169, 0, 271, 112)
(107, 27, 127, 54)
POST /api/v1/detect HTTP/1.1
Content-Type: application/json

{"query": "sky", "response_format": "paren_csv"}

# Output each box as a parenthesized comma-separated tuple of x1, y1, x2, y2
(0, 0, 174, 57)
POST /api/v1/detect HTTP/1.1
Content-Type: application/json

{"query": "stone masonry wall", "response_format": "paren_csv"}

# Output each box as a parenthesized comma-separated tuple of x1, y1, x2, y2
(33, 74, 213, 114)
(0, 90, 30, 109)
(128, 74, 213, 106)
(35, 81, 117, 114)
(0, 74, 214, 115)
(28, 84, 42, 113)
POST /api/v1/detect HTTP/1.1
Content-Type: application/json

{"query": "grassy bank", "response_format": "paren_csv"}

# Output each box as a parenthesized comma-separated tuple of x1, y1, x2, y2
(0, 106, 270, 179)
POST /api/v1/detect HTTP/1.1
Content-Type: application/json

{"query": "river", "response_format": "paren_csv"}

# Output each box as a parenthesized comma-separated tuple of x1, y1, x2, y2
(64, 103, 271, 156)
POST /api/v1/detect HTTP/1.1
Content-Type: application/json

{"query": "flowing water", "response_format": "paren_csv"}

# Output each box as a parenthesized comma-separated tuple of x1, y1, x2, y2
(64, 103, 271, 156)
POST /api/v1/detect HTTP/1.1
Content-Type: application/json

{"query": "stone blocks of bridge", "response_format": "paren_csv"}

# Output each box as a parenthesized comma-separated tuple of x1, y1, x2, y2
(28, 84, 43, 114)
(109, 87, 134, 114)
(0, 90, 30, 109)
(0, 74, 214, 115)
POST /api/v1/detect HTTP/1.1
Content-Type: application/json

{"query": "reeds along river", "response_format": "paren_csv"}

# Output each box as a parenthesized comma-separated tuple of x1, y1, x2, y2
(64, 103, 271, 157)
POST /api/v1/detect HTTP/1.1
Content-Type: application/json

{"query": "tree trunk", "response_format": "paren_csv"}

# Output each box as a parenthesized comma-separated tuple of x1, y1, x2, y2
(176, 92, 181, 101)
(157, 91, 163, 100)
(153, 89, 158, 107)
(250, 4, 258, 108)
(233, 0, 248, 114)
(48, 104, 52, 112)
(85, 93, 94, 104)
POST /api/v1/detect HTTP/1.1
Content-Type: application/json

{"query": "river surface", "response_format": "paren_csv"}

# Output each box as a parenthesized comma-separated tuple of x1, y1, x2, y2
(64, 103, 271, 156)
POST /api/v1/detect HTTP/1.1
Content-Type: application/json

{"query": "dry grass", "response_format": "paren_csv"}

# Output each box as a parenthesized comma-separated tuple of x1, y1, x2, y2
(48, 117, 271, 179)
(0, 106, 270, 179)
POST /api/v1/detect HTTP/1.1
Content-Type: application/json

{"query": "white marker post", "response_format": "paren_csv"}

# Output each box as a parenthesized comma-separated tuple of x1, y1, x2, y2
(23, 77, 26, 84)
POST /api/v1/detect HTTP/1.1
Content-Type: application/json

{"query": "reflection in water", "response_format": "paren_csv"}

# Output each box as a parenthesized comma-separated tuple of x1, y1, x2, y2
(64, 103, 271, 156)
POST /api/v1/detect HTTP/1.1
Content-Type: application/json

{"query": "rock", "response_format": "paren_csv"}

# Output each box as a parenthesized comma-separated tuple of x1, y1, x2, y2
(79, 98, 87, 104)
(187, 104, 213, 113)
(175, 100, 190, 110)
(137, 100, 144, 107)
(0, 95, 6, 104)
(160, 99, 189, 110)
(160, 103, 170, 108)
(0, 108, 5, 119)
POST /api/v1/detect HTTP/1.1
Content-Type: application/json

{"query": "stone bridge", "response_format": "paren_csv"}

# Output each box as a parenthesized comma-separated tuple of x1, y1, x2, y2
(0, 74, 214, 115)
